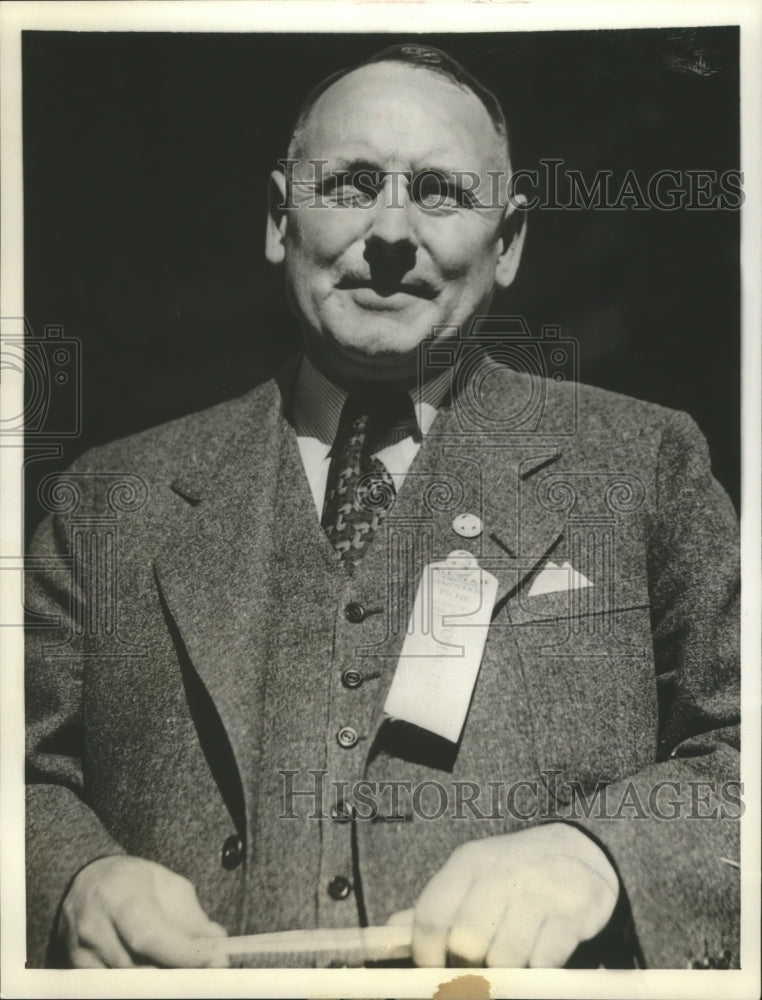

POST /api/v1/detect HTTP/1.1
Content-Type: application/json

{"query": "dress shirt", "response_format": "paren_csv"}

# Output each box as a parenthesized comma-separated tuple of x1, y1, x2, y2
(290, 354, 451, 514)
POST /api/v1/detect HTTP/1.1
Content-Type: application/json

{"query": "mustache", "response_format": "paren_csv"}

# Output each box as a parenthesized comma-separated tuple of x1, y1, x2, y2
(336, 273, 438, 299)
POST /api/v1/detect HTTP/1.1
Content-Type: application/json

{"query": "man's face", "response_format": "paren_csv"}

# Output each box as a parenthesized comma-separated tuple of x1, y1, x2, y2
(267, 62, 523, 387)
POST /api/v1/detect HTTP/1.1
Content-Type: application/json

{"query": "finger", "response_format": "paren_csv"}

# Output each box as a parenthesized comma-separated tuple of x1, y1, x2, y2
(413, 855, 475, 967)
(529, 916, 583, 968)
(485, 886, 546, 968)
(202, 943, 231, 969)
(115, 896, 223, 967)
(386, 908, 414, 928)
(447, 878, 511, 966)
(70, 947, 108, 969)
(77, 918, 136, 969)
(205, 922, 228, 938)
(575, 872, 618, 941)
(170, 899, 227, 939)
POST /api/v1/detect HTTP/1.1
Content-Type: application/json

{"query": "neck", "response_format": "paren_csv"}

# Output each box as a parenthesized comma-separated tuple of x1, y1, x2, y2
(302, 345, 448, 399)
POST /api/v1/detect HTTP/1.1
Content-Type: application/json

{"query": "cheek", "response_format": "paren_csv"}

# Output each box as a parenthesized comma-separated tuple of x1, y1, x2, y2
(424, 218, 501, 282)
(287, 211, 364, 261)
(436, 249, 499, 292)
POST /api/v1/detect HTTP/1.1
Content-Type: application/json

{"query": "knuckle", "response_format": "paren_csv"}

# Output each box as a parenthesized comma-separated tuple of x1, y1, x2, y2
(115, 902, 153, 950)
(112, 894, 142, 924)
(123, 925, 152, 956)
(75, 916, 102, 947)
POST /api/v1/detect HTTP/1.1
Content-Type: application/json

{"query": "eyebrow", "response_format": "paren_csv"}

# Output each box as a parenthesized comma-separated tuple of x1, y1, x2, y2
(328, 158, 385, 174)
(314, 157, 488, 180)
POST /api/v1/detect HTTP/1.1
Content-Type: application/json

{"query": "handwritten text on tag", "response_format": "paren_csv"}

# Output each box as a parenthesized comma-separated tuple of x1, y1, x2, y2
(383, 550, 498, 743)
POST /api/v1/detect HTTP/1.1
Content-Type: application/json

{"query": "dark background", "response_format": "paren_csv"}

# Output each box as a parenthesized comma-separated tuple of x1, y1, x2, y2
(22, 28, 741, 539)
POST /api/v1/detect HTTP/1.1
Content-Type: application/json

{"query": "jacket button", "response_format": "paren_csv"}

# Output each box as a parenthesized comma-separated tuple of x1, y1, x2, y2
(336, 726, 358, 748)
(327, 875, 352, 900)
(344, 601, 366, 624)
(341, 669, 363, 689)
(221, 834, 244, 870)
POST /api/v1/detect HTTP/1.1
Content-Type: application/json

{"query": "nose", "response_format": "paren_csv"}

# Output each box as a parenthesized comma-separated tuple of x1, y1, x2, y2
(364, 174, 418, 270)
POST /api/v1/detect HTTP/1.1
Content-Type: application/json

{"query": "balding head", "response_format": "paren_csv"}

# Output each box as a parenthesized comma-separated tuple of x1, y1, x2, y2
(287, 44, 511, 174)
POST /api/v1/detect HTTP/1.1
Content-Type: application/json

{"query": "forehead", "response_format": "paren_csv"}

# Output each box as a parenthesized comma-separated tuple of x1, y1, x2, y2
(295, 62, 504, 173)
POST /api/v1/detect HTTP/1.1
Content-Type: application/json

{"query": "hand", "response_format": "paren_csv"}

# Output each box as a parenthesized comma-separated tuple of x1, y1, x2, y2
(391, 823, 619, 967)
(58, 855, 228, 968)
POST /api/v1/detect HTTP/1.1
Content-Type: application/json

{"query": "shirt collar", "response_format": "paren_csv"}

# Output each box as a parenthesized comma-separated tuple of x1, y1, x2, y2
(290, 353, 451, 447)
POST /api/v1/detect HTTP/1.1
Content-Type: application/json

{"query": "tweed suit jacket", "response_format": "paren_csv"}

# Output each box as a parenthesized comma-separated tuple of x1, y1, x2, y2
(25, 358, 740, 969)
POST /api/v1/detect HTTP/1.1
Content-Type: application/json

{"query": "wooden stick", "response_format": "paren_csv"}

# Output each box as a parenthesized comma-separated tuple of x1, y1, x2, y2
(216, 925, 413, 966)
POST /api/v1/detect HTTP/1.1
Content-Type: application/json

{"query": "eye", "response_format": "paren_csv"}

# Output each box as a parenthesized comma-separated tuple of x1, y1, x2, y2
(411, 171, 471, 211)
(320, 171, 378, 208)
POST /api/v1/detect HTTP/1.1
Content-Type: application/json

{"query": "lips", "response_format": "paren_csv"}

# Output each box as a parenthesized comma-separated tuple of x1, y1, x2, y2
(336, 276, 437, 300)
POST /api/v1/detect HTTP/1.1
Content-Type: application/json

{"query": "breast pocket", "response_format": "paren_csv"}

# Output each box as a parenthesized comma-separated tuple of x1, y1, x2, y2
(497, 577, 657, 794)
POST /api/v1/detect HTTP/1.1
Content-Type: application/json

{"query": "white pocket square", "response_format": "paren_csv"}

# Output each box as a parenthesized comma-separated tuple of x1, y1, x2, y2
(528, 560, 593, 597)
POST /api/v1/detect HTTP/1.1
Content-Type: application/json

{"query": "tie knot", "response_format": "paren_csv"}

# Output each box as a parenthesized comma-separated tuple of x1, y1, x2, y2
(339, 391, 419, 451)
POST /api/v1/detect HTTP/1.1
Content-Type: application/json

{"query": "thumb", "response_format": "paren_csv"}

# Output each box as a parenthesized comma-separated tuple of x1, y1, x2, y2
(386, 908, 414, 928)
(174, 900, 227, 939)
(152, 872, 227, 940)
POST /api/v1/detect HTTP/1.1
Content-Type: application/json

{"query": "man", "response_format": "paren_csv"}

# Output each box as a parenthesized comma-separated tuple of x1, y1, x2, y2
(25, 44, 739, 970)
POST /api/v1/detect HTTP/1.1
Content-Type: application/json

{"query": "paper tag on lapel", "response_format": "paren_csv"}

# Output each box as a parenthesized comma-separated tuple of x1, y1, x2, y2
(383, 550, 498, 743)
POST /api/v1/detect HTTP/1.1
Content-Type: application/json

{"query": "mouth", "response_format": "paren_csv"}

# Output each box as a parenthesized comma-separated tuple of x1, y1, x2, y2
(336, 277, 437, 301)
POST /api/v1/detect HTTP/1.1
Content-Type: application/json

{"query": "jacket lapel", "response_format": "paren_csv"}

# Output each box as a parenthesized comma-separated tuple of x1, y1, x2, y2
(386, 378, 570, 624)
(152, 379, 287, 832)
(361, 378, 570, 752)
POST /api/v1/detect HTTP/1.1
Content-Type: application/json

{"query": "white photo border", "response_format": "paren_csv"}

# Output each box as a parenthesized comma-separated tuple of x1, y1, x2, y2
(1, 2, 759, 998)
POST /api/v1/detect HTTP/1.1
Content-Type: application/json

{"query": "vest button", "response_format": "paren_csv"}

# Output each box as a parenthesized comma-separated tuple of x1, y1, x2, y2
(344, 601, 366, 623)
(341, 669, 363, 689)
(327, 875, 352, 900)
(331, 799, 355, 823)
(221, 834, 244, 870)
(336, 726, 359, 749)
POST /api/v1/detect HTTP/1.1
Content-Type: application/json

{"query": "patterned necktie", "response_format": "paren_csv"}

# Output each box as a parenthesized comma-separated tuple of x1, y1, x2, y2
(322, 393, 412, 571)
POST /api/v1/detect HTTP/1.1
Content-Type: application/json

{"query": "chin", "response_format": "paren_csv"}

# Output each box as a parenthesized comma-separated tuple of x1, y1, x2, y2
(336, 322, 430, 357)
(340, 335, 424, 370)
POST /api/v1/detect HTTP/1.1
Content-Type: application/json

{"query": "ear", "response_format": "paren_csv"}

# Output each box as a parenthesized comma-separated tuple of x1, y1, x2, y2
(494, 195, 528, 290)
(265, 169, 289, 266)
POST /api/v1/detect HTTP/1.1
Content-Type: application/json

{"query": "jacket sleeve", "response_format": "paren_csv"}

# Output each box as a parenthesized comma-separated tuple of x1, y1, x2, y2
(25, 489, 126, 967)
(572, 409, 741, 968)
